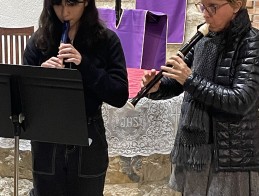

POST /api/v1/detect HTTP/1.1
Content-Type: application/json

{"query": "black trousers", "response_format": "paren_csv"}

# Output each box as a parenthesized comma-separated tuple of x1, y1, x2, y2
(30, 115, 109, 196)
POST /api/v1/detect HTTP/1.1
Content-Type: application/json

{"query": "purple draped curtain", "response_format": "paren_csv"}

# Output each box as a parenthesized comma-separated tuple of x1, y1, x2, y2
(136, 0, 187, 44)
(98, 8, 167, 70)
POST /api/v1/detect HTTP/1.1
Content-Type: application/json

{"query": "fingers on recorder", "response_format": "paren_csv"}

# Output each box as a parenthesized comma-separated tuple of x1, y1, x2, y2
(142, 69, 156, 85)
(141, 69, 160, 93)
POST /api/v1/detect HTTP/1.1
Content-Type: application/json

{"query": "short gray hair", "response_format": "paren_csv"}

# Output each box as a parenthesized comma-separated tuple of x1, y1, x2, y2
(227, 0, 247, 9)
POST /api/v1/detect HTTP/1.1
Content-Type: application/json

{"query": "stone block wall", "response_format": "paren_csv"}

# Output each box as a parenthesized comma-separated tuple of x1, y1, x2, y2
(247, 0, 259, 29)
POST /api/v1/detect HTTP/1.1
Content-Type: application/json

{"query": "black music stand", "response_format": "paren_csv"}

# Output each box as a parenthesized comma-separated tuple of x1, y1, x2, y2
(0, 63, 89, 196)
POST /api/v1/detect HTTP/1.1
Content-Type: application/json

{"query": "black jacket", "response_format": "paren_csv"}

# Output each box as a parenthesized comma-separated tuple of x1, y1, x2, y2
(23, 28, 129, 116)
(150, 9, 259, 171)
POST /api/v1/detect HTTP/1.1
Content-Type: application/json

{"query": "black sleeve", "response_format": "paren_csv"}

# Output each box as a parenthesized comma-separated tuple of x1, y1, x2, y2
(23, 34, 42, 66)
(77, 30, 129, 108)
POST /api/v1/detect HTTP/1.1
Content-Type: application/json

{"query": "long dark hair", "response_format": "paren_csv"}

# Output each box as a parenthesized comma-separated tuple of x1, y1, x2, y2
(35, 0, 106, 56)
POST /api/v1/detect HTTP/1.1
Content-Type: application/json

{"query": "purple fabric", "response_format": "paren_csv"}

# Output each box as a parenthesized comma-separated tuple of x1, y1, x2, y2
(136, 0, 187, 44)
(98, 8, 167, 70)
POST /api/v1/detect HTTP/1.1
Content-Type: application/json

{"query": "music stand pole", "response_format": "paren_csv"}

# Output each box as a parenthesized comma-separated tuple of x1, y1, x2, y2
(9, 76, 25, 196)
(14, 135, 19, 196)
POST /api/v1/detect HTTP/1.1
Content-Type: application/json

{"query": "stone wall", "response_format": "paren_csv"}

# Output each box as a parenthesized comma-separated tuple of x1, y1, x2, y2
(1, 0, 258, 195)
(247, 0, 259, 29)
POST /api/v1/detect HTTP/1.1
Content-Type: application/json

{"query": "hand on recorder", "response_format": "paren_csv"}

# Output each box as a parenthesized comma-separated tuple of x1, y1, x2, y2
(141, 69, 161, 94)
(162, 55, 192, 85)
(41, 57, 64, 69)
(57, 43, 82, 65)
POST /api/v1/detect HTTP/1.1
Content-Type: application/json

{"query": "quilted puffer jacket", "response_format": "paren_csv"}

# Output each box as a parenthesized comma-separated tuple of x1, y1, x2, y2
(150, 9, 259, 171)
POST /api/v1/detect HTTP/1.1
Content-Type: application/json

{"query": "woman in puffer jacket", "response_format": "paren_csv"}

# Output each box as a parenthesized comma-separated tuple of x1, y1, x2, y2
(141, 0, 259, 195)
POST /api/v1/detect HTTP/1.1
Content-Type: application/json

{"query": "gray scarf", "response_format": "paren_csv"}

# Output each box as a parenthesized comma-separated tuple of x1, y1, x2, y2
(171, 32, 224, 171)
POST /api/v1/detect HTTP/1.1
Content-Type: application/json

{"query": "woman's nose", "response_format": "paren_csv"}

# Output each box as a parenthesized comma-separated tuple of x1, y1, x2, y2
(61, 4, 70, 17)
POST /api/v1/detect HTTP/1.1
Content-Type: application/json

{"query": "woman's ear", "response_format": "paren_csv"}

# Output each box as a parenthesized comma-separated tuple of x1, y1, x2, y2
(85, 1, 88, 7)
(233, 0, 242, 13)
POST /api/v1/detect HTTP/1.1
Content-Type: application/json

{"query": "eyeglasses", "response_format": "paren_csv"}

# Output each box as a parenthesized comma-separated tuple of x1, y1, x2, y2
(195, 2, 229, 15)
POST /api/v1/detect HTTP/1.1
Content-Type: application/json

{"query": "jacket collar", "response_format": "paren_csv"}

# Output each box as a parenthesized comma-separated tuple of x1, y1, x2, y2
(227, 9, 251, 38)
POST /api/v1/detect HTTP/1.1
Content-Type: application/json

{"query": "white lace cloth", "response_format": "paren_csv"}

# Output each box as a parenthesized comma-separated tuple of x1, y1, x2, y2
(104, 94, 183, 157)
(0, 94, 183, 157)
